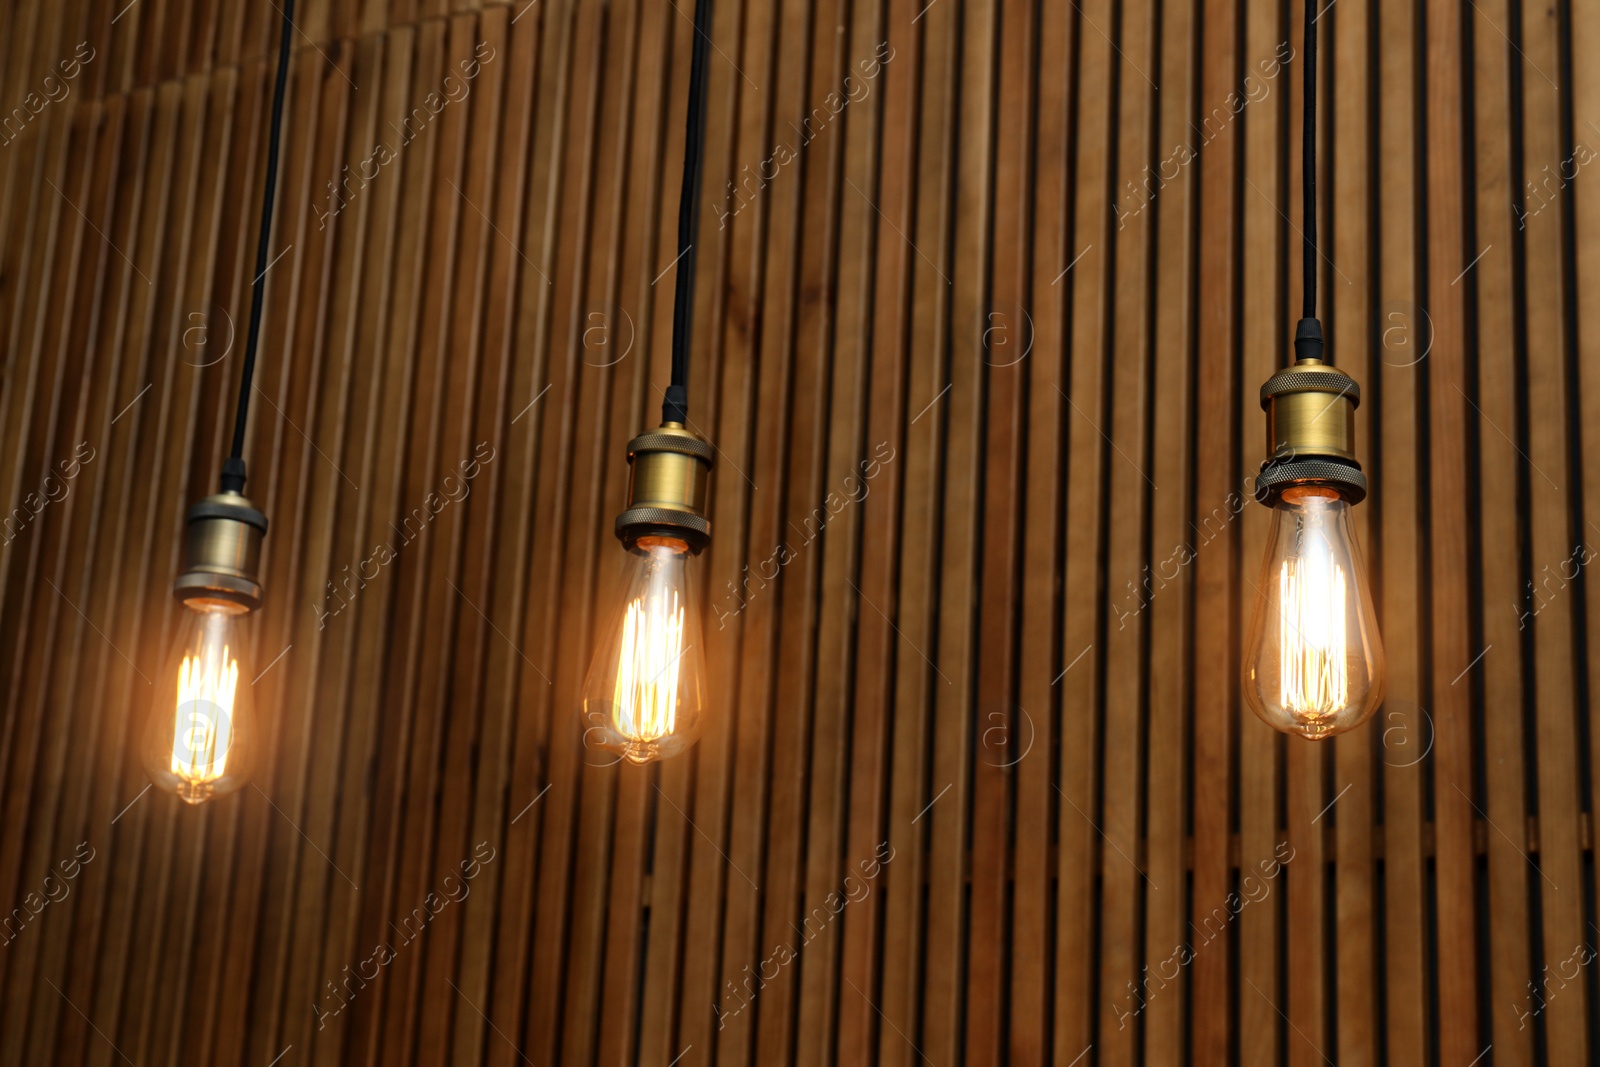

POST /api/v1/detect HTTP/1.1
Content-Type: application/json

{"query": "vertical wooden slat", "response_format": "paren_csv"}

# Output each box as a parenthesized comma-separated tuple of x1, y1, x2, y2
(1140, 1, 1197, 1062)
(1054, 1, 1115, 1060)
(1376, 1, 1431, 1063)
(923, 0, 990, 1056)
(1192, 0, 1243, 1058)
(1515, 1, 1589, 1061)
(1009, 0, 1074, 1060)
(1237, 4, 1288, 1061)
(1096, 1, 1156, 1062)
(1423, 0, 1482, 1061)
(1467, 0, 1534, 1056)
(1571, 3, 1600, 1060)
(967, 0, 1029, 1060)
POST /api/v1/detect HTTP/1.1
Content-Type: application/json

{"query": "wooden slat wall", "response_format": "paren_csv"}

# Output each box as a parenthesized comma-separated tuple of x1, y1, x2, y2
(2, 1, 1598, 1064)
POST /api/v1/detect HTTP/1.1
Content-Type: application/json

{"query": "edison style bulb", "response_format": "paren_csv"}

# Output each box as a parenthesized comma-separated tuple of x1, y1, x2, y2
(1243, 487, 1383, 739)
(580, 536, 708, 765)
(142, 601, 256, 803)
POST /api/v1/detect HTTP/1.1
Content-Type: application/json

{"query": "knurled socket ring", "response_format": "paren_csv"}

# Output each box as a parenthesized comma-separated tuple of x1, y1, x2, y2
(1258, 368, 1362, 407)
(626, 431, 714, 463)
(1254, 457, 1368, 507)
(614, 506, 711, 541)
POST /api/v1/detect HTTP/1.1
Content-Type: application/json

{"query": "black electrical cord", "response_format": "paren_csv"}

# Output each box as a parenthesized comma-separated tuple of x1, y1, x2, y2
(1295, 0, 1324, 363)
(1301, 0, 1317, 321)
(662, 0, 713, 426)
(222, 0, 296, 493)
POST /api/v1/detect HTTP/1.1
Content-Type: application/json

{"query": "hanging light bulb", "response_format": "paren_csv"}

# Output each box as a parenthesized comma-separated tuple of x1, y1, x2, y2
(144, 0, 292, 803)
(143, 485, 267, 801)
(581, 426, 714, 765)
(1243, 0, 1383, 739)
(1244, 338, 1384, 739)
(581, 0, 717, 766)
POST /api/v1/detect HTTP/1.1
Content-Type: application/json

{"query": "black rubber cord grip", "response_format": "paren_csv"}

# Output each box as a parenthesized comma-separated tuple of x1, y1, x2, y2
(1294, 317, 1324, 363)
(662, 384, 689, 426)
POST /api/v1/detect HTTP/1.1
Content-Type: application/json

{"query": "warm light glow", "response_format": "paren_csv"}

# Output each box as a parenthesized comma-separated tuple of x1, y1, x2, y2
(170, 639, 240, 787)
(144, 602, 255, 803)
(581, 536, 708, 765)
(1276, 555, 1348, 718)
(611, 589, 687, 744)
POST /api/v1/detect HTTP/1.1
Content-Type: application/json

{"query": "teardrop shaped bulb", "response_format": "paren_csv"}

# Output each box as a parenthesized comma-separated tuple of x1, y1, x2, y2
(580, 536, 708, 765)
(142, 600, 257, 803)
(1243, 487, 1384, 739)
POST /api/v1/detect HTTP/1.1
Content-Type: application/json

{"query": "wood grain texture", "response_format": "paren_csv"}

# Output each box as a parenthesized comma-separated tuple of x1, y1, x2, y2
(0, 2, 1593, 1064)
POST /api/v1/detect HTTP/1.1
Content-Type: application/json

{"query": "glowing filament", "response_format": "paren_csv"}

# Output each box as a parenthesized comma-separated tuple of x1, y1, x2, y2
(611, 591, 686, 743)
(1277, 555, 1348, 717)
(170, 640, 239, 784)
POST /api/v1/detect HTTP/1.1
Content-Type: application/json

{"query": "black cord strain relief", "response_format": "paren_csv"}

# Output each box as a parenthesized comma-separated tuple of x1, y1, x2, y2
(1294, 318, 1324, 363)
(220, 457, 248, 494)
(661, 384, 689, 426)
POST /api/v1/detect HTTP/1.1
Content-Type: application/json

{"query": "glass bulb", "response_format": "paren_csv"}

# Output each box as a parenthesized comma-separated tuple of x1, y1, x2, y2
(142, 600, 257, 803)
(1243, 486, 1384, 739)
(580, 536, 707, 765)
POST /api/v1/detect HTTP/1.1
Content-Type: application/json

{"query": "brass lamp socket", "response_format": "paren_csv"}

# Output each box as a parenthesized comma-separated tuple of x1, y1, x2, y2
(173, 492, 269, 611)
(1255, 359, 1368, 507)
(614, 422, 714, 553)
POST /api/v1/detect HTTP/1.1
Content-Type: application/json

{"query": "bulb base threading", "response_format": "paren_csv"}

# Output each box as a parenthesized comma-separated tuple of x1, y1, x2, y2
(614, 422, 714, 553)
(173, 492, 268, 611)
